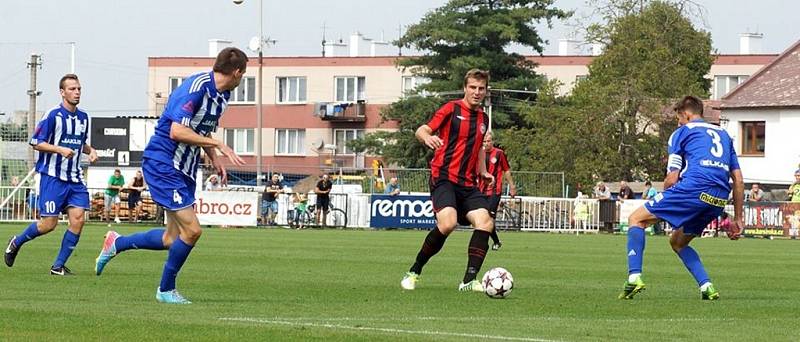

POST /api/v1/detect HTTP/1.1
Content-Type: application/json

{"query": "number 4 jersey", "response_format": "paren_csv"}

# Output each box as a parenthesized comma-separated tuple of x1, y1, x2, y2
(666, 119, 741, 192)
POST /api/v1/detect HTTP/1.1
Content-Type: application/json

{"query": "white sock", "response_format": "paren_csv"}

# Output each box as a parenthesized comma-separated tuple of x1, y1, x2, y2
(628, 273, 641, 283)
(699, 282, 712, 291)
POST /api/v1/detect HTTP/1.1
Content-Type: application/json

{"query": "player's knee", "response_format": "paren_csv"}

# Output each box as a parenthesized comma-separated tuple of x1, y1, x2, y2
(183, 227, 203, 242)
(38, 218, 58, 233)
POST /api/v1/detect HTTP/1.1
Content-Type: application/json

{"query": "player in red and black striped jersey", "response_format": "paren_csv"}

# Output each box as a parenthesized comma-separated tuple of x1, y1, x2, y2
(401, 69, 497, 293)
(478, 131, 516, 251)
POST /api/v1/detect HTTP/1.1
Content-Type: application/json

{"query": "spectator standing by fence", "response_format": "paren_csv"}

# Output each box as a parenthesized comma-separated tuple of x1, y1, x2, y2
(105, 169, 125, 227)
(126, 170, 146, 223)
(315, 174, 332, 226)
(261, 174, 284, 225)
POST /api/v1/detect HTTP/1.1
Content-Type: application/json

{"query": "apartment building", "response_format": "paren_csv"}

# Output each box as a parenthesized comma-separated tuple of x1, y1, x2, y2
(145, 34, 777, 174)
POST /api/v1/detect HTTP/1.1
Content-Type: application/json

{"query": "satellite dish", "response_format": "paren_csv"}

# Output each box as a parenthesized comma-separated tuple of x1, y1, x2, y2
(248, 36, 261, 52)
(310, 138, 325, 150)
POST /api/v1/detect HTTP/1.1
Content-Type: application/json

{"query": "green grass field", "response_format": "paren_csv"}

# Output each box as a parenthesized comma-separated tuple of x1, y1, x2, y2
(0, 223, 798, 341)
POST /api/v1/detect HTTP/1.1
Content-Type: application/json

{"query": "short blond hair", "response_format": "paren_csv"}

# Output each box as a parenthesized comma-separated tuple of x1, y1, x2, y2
(463, 69, 489, 87)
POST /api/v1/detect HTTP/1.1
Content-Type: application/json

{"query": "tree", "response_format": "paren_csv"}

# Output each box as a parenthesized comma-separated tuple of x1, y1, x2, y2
(510, 0, 713, 193)
(350, 0, 570, 165)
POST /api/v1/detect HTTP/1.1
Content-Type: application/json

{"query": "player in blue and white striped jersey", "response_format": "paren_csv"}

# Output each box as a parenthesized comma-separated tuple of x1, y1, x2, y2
(94, 47, 247, 304)
(4, 74, 98, 275)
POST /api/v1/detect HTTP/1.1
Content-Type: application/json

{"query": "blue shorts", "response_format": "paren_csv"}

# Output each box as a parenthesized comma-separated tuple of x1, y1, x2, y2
(644, 183, 729, 235)
(261, 200, 278, 215)
(143, 158, 196, 211)
(38, 174, 90, 216)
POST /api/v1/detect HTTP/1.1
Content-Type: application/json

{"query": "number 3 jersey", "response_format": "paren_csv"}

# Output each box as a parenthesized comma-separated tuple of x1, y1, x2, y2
(666, 119, 740, 192)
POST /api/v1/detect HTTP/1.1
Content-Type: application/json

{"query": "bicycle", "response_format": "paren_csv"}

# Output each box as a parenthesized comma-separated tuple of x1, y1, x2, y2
(289, 202, 348, 228)
(495, 199, 533, 230)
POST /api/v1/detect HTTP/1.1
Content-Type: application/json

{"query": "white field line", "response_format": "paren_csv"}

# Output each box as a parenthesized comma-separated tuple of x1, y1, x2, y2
(218, 317, 562, 342)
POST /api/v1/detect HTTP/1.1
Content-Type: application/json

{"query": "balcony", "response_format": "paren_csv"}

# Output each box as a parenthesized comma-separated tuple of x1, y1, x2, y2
(314, 101, 366, 123)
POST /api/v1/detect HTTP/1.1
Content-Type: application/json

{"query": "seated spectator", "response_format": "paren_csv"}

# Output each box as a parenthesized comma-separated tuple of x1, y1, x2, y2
(205, 174, 221, 191)
(291, 193, 309, 229)
(748, 183, 764, 202)
(385, 177, 401, 196)
(618, 181, 634, 200)
(642, 181, 658, 200)
(789, 170, 800, 202)
(707, 212, 732, 238)
(594, 181, 611, 200)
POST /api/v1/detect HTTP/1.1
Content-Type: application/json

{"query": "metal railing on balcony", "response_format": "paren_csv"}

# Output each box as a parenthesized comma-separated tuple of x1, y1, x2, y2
(314, 101, 366, 122)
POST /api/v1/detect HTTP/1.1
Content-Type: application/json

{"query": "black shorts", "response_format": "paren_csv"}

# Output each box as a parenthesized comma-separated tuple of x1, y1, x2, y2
(430, 179, 489, 225)
(487, 194, 502, 218)
(316, 196, 330, 211)
(128, 192, 142, 208)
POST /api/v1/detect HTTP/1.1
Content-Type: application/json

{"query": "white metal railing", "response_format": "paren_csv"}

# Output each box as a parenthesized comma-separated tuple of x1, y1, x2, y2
(0, 186, 38, 222)
(517, 197, 602, 233)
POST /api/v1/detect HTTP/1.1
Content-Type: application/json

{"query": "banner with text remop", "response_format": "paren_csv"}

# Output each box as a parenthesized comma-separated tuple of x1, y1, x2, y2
(194, 191, 259, 226)
(370, 194, 436, 229)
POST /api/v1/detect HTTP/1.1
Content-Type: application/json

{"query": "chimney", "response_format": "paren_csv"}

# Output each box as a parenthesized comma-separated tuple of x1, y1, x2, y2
(739, 33, 763, 54)
(558, 38, 581, 56)
(208, 39, 233, 57)
(370, 32, 390, 57)
(591, 43, 604, 56)
(324, 38, 348, 57)
(349, 32, 373, 57)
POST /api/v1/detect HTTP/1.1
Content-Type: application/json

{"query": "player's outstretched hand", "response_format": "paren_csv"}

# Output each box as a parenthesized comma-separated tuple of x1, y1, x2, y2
(423, 136, 444, 150)
(729, 218, 744, 240)
(218, 143, 245, 166)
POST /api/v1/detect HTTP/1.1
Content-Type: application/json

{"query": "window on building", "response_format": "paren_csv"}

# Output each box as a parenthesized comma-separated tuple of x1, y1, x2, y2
(402, 76, 431, 95)
(713, 75, 748, 100)
(335, 76, 365, 102)
(230, 76, 256, 103)
(225, 128, 254, 155)
(277, 77, 307, 103)
(275, 129, 306, 155)
(169, 77, 184, 94)
(740, 121, 765, 156)
(334, 129, 364, 155)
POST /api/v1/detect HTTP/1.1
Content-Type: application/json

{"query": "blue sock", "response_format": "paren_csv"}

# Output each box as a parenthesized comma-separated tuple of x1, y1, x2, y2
(53, 230, 80, 268)
(159, 238, 194, 292)
(115, 228, 166, 252)
(14, 222, 41, 247)
(677, 246, 710, 286)
(626, 226, 646, 275)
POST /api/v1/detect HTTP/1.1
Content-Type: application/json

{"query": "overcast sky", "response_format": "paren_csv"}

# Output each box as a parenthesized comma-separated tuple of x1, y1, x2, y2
(0, 0, 797, 118)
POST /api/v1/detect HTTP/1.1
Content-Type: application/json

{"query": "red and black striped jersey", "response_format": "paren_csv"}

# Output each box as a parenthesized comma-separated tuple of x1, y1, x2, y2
(479, 147, 510, 195)
(427, 100, 489, 187)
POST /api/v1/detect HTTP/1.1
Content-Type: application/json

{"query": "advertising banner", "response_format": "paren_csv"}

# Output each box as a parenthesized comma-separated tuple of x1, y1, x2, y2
(195, 191, 259, 226)
(370, 194, 436, 229)
(743, 202, 800, 238)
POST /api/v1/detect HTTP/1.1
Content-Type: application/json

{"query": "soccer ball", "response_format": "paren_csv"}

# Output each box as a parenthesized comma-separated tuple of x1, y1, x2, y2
(482, 267, 514, 298)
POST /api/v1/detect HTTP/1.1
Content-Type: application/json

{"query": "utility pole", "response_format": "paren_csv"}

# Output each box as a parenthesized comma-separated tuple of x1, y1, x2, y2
(27, 54, 42, 170)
